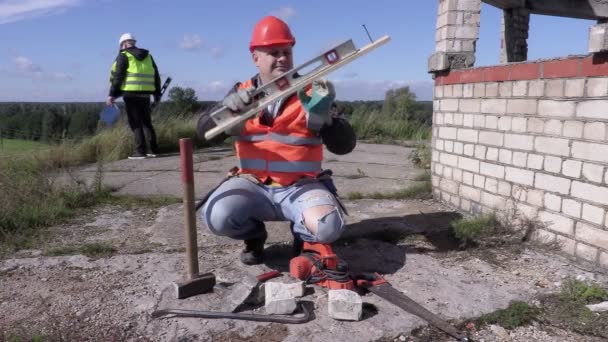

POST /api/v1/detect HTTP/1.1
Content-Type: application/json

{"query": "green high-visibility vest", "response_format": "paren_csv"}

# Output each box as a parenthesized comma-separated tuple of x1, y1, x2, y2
(110, 51, 155, 92)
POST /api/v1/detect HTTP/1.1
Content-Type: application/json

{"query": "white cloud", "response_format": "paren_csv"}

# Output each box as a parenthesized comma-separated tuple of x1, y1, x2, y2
(8, 55, 73, 81)
(179, 34, 203, 50)
(331, 79, 434, 101)
(209, 46, 225, 59)
(14, 56, 42, 73)
(271, 6, 296, 22)
(0, 0, 80, 24)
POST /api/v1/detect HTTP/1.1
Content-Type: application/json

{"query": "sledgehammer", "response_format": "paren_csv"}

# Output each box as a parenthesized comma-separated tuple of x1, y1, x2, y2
(173, 138, 216, 299)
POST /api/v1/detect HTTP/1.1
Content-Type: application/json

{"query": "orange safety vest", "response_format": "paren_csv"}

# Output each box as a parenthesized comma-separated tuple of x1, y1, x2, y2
(234, 79, 323, 186)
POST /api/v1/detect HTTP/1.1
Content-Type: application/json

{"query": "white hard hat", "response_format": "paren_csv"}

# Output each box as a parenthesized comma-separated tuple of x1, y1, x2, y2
(119, 33, 136, 45)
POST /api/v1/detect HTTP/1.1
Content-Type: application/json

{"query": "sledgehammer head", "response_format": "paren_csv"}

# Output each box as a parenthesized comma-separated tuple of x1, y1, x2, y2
(173, 272, 216, 299)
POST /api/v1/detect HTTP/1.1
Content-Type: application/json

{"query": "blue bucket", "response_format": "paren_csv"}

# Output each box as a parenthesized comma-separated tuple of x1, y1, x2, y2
(100, 105, 120, 125)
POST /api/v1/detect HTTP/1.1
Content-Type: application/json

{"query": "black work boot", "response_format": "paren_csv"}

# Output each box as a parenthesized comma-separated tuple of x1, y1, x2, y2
(240, 228, 267, 265)
(290, 222, 304, 257)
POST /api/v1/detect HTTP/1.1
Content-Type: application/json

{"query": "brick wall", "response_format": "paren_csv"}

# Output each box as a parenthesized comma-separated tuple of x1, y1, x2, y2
(432, 54, 608, 268)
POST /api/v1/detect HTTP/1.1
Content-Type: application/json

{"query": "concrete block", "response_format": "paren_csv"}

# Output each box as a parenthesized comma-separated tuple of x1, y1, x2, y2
(498, 181, 511, 196)
(556, 235, 576, 255)
(461, 199, 472, 211)
(457, 128, 479, 143)
(563, 121, 583, 138)
(473, 114, 485, 128)
(454, 142, 464, 155)
(435, 85, 444, 98)
(499, 149, 512, 164)
(460, 184, 481, 201)
(463, 84, 474, 97)
(543, 156, 562, 173)
(576, 100, 608, 120)
(507, 99, 537, 114)
(463, 171, 474, 185)
(328, 289, 362, 321)
(444, 85, 454, 97)
(454, 113, 464, 126)
(475, 145, 487, 159)
(485, 178, 498, 193)
(445, 113, 454, 125)
(440, 152, 458, 167)
(583, 122, 606, 141)
(545, 79, 564, 97)
(486, 147, 499, 161)
(443, 166, 453, 179)
(526, 190, 544, 207)
(544, 120, 563, 136)
(463, 114, 474, 127)
(474, 83, 485, 97)
(453, 168, 463, 182)
(578, 222, 608, 249)
(535, 137, 570, 157)
(481, 191, 506, 209)
(589, 23, 608, 53)
(538, 100, 576, 118)
(440, 178, 459, 194)
(513, 151, 527, 167)
(586, 78, 608, 97)
(562, 160, 582, 178)
(527, 154, 544, 170)
(565, 79, 585, 97)
(464, 143, 475, 156)
(453, 84, 463, 98)
(499, 82, 512, 97)
(481, 99, 507, 114)
(265, 282, 298, 315)
(445, 141, 454, 153)
(474, 174, 485, 188)
(571, 181, 608, 206)
(538, 211, 574, 235)
(544, 193, 562, 211)
(458, 156, 480, 173)
(486, 82, 499, 97)
(485, 115, 498, 129)
(527, 118, 544, 133)
(497, 116, 512, 131)
(602, 252, 608, 269)
(582, 204, 605, 225)
(505, 134, 534, 151)
(433, 100, 440, 111)
(435, 139, 444, 151)
(441, 99, 459, 112)
(479, 131, 504, 147)
(576, 243, 598, 263)
(505, 167, 534, 186)
(535, 173, 571, 195)
(439, 127, 457, 140)
(511, 117, 527, 133)
(512, 80, 528, 96)
(572, 142, 608, 163)
(562, 199, 582, 218)
(428, 52, 450, 72)
(528, 80, 544, 97)
(534, 229, 556, 244)
(582, 163, 605, 183)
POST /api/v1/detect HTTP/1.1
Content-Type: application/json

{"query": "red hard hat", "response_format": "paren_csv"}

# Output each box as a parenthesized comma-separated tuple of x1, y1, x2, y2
(249, 16, 295, 52)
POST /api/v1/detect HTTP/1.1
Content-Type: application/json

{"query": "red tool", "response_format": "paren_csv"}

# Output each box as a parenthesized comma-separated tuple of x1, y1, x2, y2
(289, 242, 355, 290)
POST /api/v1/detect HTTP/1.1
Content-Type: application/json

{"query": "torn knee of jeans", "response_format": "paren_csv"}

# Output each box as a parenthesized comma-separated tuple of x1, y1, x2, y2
(314, 208, 344, 243)
(297, 190, 334, 206)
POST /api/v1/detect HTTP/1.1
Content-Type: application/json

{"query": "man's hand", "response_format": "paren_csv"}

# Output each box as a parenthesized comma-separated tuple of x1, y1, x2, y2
(105, 96, 115, 106)
(223, 88, 253, 114)
(153, 95, 161, 106)
(298, 79, 336, 130)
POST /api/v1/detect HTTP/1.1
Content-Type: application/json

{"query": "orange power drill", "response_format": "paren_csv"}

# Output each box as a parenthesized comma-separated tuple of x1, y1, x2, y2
(289, 242, 355, 290)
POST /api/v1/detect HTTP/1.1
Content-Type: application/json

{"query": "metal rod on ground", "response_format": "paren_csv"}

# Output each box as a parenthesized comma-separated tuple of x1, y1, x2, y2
(173, 138, 215, 299)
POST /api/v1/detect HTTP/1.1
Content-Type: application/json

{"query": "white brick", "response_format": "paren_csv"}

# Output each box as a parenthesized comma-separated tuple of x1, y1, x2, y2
(576, 243, 598, 262)
(562, 160, 582, 178)
(480, 162, 505, 179)
(576, 222, 608, 250)
(600, 252, 608, 269)
(439, 127, 457, 140)
(440, 152, 459, 167)
(513, 152, 527, 167)
(453, 84, 463, 97)
(572, 142, 608, 163)
(505, 167, 535, 186)
(497, 116, 512, 131)
(486, 82, 499, 97)
(544, 156, 562, 173)
(544, 120, 563, 136)
(535, 137, 570, 156)
(499, 82, 512, 97)
(583, 122, 606, 141)
(535, 173, 571, 195)
(432, 150, 439, 162)
(441, 99, 459, 111)
(481, 99, 507, 114)
(507, 99, 537, 114)
(517, 202, 539, 218)
(481, 191, 506, 209)
(444, 113, 454, 125)
(586, 78, 608, 97)
(486, 147, 499, 161)
(485, 115, 498, 129)
(454, 113, 464, 125)
(485, 178, 498, 193)
(463, 171, 474, 185)
(457, 129, 479, 143)
(433, 100, 440, 111)
(527, 190, 544, 207)
(460, 185, 481, 202)
(582, 163, 604, 183)
(444, 85, 454, 97)
(445, 140, 454, 152)
(463, 83, 474, 97)
(528, 80, 544, 97)
(511, 117, 527, 133)
(544, 193, 562, 211)
(582, 203, 605, 225)
(474, 174, 485, 188)
(435, 86, 444, 98)
(556, 235, 576, 255)
(538, 100, 576, 117)
(499, 149, 512, 164)
(527, 154, 544, 170)
(475, 145, 487, 159)
(505, 134, 534, 151)
(538, 211, 574, 235)
(436, 139, 445, 151)
(474, 83, 485, 97)
(463, 114, 474, 127)
(454, 142, 464, 155)
(534, 229, 556, 243)
(562, 199, 582, 218)
(565, 79, 585, 97)
(498, 181, 511, 196)
(545, 79, 564, 97)
(605, 169, 608, 184)
(473, 115, 485, 128)
(571, 181, 608, 206)
(440, 178, 458, 194)
(459, 99, 481, 112)
(528, 118, 544, 133)
(479, 131, 504, 146)
(453, 168, 463, 181)
(463, 144, 475, 156)
(512, 80, 528, 96)
(461, 199, 471, 212)
(576, 100, 608, 119)
(443, 166, 453, 178)
(458, 156, 480, 173)
(563, 121, 583, 138)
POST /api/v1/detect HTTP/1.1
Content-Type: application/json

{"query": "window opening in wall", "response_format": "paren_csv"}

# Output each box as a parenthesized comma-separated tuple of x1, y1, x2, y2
(475, 3, 502, 67)
(527, 14, 593, 60)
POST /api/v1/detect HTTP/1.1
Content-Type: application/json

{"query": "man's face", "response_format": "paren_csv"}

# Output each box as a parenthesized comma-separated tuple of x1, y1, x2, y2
(252, 45, 293, 83)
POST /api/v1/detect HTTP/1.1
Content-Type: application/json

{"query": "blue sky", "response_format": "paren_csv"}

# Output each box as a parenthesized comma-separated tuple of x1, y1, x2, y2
(0, 0, 595, 102)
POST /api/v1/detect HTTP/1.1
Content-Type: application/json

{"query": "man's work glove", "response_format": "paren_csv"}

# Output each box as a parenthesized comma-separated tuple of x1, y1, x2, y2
(297, 79, 336, 131)
(223, 88, 253, 114)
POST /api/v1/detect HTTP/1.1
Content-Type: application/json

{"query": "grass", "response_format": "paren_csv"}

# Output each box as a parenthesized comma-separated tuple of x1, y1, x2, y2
(350, 111, 431, 142)
(44, 243, 116, 258)
(345, 176, 431, 200)
(478, 301, 541, 329)
(0, 138, 45, 154)
(451, 213, 501, 245)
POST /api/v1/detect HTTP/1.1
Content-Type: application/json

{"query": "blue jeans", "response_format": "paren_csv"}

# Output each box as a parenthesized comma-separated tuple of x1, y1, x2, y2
(201, 177, 345, 243)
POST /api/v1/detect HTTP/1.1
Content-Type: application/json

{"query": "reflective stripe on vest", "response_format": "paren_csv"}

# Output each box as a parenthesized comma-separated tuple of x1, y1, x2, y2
(237, 132, 322, 146)
(110, 51, 155, 92)
(240, 159, 322, 173)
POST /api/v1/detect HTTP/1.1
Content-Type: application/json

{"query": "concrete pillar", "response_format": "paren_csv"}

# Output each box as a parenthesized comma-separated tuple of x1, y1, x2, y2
(429, 0, 482, 72)
(500, 8, 529, 63)
(589, 22, 608, 53)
